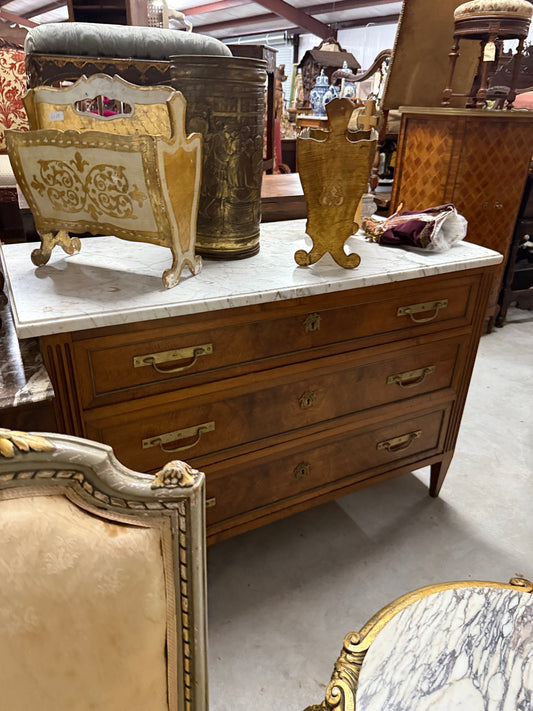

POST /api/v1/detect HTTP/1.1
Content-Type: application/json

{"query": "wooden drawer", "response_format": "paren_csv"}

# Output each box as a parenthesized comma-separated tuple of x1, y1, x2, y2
(84, 333, 466, 472)
(205, 407, 448, 527)
(73, 272, 479, 408)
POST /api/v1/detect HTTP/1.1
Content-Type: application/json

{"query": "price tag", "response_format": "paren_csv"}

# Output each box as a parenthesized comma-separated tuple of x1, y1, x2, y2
(483, 41, 496, 62)
(48, 111, 64, 121)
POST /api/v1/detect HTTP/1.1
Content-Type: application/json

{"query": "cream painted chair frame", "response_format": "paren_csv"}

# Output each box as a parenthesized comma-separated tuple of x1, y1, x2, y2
(0, 427, 207, 711)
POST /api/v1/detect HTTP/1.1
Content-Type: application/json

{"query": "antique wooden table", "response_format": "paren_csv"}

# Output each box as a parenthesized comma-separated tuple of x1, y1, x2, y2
(261, 173, 307, 222)
(1, 220, 501, 544)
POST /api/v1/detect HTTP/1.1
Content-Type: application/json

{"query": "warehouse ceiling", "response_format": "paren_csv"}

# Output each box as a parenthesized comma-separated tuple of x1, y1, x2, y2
(0, 0, 402, 40)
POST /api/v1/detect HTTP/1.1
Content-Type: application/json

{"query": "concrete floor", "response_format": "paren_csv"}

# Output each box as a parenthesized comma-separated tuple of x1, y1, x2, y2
(206, 307, 533, 711)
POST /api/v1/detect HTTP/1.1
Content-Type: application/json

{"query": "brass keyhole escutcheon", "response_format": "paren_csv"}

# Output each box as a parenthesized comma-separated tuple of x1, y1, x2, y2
(304, 312, 321, 333)
(294, 462, 311, 480)
(299, 390, 317, 409)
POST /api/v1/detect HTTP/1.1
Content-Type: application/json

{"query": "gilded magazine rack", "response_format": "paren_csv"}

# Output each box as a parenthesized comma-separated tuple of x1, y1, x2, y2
(6, 74, 202, 288)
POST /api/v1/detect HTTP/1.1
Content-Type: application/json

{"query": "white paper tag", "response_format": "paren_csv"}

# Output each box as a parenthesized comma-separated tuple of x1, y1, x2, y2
(483, 42, 496, 62)
(49, 110, 64, 121)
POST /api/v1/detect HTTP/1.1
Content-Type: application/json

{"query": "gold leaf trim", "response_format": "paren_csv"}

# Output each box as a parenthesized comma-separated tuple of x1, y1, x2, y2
(0, 428, 55, 458)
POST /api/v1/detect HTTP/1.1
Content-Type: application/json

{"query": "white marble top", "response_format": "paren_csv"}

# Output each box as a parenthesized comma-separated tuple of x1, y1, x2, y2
(0, 220, 502, 339)
(356, 586, 533, 711)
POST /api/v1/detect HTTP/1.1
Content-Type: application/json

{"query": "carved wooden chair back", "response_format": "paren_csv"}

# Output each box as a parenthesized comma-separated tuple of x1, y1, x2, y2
(0, 428, 207, 711)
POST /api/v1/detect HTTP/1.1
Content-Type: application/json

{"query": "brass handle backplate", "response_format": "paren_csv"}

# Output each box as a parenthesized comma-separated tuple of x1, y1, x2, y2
(133, 343, 213, 373)
(397, 299, 448, 323)
(377, 430, 421, 453)
(206, 497, 217, 509)
(294, 462, 311, 480)
(304, 312, 321, 333)
(495, 201, 503, 210)
(387, 365, 436, 389)
(142, 421, 215, 453)
(299, 390, 317, 409)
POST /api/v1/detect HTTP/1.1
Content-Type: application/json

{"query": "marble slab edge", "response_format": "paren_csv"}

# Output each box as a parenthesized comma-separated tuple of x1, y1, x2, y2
(1, 233, 503, 340)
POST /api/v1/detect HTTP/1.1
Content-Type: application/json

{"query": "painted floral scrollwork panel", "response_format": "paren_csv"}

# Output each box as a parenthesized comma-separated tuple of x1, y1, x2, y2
(29, 150, 148, 221)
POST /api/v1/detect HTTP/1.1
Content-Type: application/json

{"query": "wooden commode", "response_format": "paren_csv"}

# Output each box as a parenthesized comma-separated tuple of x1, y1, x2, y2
(0, 220, 501, 544)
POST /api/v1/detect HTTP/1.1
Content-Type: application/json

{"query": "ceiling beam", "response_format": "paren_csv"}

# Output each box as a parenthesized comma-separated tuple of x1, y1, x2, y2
(198, 6, 399, 38)
(311, 0, 397, 14)
(0, 9, 37, 27)
(199, 11, 281, 33)
(331, 11, 399, 29)
(252, 0, 335, 38)
(182, 0, 249, 15)
(23, 0, 64, 18)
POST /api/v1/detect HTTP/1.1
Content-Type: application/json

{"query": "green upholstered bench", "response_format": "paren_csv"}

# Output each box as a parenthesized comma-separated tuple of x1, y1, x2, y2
(24, 22, 232, 87)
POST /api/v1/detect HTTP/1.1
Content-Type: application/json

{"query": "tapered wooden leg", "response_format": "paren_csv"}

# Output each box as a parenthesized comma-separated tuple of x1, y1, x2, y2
(442, 37, 460, 106)
(507, 38, 525, 108)
(475, 37, 495, 108)
(430, 453, 453, 497)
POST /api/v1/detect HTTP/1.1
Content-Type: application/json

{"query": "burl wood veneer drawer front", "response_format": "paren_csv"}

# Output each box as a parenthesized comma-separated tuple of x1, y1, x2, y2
(84, 334, 466, 472)
(74, 273, 478, 408)
(205, 408, 448, 526)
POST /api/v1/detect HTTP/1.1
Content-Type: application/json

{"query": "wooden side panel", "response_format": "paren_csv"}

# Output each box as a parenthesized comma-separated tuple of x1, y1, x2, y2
(40, 333, 85, 437)
(452, 117, 533, 308)
(391, 115, 458, 212)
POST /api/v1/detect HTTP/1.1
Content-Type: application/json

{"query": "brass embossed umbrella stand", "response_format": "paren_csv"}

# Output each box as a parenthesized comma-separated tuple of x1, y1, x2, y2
(170, 55, 267, 260)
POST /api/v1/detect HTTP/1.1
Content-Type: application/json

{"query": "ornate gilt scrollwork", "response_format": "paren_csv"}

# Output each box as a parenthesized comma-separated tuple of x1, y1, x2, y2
(305, 631, 366, 711)
(30, 150, 147, 221)
(0, 428, 55, 458)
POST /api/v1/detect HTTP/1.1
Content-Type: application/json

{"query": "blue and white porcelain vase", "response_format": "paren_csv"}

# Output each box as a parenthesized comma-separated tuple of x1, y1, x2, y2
(309, 69, 330, 117)
(323, 84, 339, 110)
(339, 61, 357, 98)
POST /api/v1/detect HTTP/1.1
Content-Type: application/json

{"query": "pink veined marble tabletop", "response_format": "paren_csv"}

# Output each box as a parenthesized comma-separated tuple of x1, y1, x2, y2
(356, 586, 533, 711)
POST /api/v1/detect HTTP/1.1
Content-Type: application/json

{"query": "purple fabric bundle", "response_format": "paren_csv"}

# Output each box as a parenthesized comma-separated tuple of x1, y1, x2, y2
(363, 204, 468, 251)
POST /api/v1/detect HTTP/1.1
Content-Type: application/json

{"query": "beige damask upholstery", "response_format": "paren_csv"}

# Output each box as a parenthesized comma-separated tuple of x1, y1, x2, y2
(0, 428, 207, 711)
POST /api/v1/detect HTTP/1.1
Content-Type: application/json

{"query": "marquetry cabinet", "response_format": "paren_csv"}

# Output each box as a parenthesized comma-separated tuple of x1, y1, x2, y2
(390, 107, 533, 325)
(38, 264, 496, 544)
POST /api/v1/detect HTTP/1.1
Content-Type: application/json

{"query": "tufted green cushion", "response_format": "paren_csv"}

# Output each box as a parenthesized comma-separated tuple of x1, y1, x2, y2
(25, 22, 232, 61)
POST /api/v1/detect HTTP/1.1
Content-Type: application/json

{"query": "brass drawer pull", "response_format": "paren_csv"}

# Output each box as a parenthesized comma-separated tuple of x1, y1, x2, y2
(397, 300, 448, 323)
(377, 430, 421, 453)
(299, 390, 317, 409)
(387, 365, 436, 389)
(294, 462, 311, 480)
(142, 421, 215, 453)
(133, 343, 213, 373)
(206, 497, 217, 509)
(304, 312, 321, 333)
